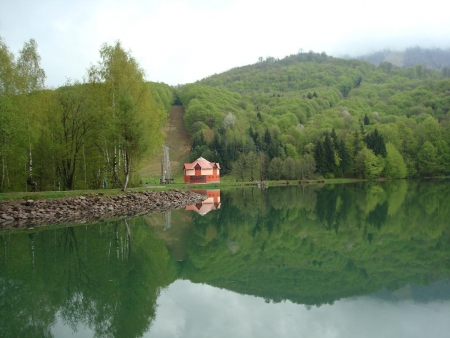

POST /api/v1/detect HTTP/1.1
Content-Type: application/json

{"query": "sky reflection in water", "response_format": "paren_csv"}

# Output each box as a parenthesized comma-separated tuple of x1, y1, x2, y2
(148, 280, 450, 338)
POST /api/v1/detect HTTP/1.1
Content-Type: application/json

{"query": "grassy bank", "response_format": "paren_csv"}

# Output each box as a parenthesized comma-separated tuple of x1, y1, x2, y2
(0, 177, 366, 202)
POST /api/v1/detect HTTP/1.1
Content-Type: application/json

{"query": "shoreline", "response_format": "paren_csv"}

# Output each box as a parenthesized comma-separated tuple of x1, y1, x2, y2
(0, 189, 206, 231)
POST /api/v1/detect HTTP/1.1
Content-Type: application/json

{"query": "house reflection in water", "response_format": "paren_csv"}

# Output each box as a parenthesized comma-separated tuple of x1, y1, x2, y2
(185, 190, 221, 216)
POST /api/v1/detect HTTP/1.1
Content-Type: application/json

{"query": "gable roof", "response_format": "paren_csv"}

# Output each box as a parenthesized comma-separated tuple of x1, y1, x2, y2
(184, 157, 221, 170)
(185, 202, 221, 216)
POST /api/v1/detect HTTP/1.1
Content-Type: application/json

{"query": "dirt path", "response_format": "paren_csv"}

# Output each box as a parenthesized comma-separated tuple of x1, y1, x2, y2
(139, 106, 191, 181)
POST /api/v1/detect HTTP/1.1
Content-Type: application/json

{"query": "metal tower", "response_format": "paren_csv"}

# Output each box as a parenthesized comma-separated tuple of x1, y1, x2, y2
(160, 146, 172, 184)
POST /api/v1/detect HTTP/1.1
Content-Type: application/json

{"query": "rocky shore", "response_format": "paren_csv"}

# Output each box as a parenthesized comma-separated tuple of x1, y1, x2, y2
(0, 189, 207, 231)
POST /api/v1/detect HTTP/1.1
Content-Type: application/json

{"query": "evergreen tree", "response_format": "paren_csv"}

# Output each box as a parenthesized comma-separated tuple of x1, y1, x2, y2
(263, 129, 271, 152)
(338, 139, 351, 176)
(364, 113, 370, 125)
(192, 130, 206, 149)
(323, 133, 336, 174)
(314, 140, 326, 175)
(330, 128, 338, 145)
(352, 131, 364, 157)
(365, 129, 387, 157)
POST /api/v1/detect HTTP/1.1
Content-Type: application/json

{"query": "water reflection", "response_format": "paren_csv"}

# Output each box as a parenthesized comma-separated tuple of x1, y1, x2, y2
(1, 180, 450, 337)
(148, 280, 450, 338)
(0, 219, 176, 337)
(185, 189, 221, 215)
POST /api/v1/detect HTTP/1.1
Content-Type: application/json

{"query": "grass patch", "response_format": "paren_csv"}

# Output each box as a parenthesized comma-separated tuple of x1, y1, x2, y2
(0, 177, 388, 203)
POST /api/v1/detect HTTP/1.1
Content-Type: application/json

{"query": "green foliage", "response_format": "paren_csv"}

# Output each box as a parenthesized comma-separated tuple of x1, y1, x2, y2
(355, 147, 384, 178)
(148, 81, 174, 110)
(418, 141, 439, 176)
(267, 157, 283, 180)
(0, 218, 176, 337)
(180, 50, 450, 179)
(365, 128, 387, 157)
(182, 181, 450, 306)
(384, 143, 407, 178)
(3, 32, 450, 191)
(296, 154, 316, 179)
(93, 42, 167, 191)
(0, 36, 169, 192)
(2, 180, 450, 332)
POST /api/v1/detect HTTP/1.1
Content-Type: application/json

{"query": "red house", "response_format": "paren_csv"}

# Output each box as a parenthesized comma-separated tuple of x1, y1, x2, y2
(185, 190, 221, 215)
(183, 157, 220, 184)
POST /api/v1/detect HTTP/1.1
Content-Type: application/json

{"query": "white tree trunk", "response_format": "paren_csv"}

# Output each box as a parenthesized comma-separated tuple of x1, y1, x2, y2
(1, 155, 5, 192)
(83, 145, 87, 186)
(122, 151, 130, 191)
(27, 146, 37, 191)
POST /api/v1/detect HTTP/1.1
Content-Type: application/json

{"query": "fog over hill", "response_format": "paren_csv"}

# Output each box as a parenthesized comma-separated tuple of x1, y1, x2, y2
(348, 47, 450, 71)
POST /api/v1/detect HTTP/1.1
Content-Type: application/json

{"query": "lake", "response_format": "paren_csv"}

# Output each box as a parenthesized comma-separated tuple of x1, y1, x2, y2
(1, 180, 450, 337)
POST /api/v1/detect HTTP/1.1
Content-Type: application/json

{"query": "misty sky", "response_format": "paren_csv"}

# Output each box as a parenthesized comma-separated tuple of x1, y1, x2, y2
(1, 0, 449, 88)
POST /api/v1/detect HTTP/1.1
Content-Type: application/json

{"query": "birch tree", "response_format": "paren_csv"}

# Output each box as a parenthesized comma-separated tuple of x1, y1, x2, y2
(94, 42, 166, 191)
(16, 39, 46, 191)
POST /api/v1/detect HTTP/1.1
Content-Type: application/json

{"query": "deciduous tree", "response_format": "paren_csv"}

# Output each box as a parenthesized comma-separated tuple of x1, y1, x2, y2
(354, 147, 384, 179)
(418, 141, 439, 176)
(384, 142, 407, 178)
(53, 80, 100, 190)
(93, 42, 166, 191)
(0, 36, 18, 191)
(16, 39, 46, 191)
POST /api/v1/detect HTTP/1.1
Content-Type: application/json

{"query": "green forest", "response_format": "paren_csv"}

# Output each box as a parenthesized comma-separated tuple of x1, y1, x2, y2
(2, 34, 450, 193)
(0, 36, 172, 192)
(178, 51, 450, 180)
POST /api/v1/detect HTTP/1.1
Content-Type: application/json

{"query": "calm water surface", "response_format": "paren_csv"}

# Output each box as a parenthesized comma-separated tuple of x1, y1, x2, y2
(1, 180, 450, 337)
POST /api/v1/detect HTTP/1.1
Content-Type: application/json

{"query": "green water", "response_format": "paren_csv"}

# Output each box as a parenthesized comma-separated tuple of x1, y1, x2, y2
(1, 180, 450, 337)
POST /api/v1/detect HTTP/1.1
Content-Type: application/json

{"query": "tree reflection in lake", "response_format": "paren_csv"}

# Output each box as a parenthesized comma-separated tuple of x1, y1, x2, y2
(182, 180, 450, 305)
(1, 180, 450, 337)
(0, 218, 176, 338)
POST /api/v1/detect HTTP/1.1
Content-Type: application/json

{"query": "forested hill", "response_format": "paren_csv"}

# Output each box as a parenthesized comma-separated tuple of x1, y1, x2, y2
(177, 51, 450, 180)
(356, 47, 450, 73)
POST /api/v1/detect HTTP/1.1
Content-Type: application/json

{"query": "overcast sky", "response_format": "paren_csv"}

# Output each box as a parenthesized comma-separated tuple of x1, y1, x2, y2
(1, 0, 449, 88)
